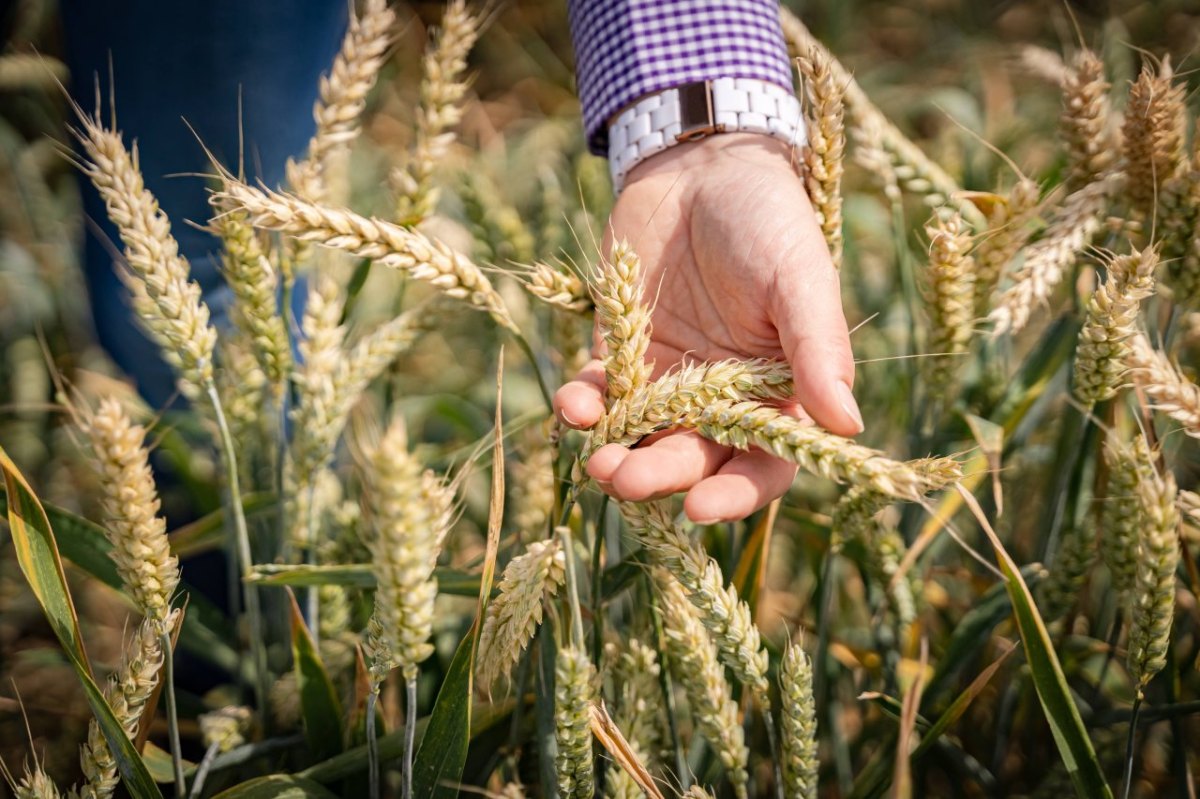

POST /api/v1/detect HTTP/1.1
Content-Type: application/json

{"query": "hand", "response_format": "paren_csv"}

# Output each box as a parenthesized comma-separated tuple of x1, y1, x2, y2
(554, 132, 860, 523)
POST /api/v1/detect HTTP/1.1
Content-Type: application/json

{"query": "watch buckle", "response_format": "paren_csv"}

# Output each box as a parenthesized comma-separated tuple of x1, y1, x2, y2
(676, 80, 724, 142)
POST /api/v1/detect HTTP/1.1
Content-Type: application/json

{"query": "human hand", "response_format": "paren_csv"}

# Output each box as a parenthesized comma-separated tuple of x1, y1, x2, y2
(554, 132, 860, 523)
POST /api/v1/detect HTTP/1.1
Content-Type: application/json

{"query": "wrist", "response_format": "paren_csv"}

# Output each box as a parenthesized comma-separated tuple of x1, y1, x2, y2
(606, 78, 805, 192)
(624, 132, 800, 186)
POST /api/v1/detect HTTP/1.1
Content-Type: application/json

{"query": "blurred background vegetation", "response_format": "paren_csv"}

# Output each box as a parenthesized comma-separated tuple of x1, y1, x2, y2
(1, 0, 1199, 796)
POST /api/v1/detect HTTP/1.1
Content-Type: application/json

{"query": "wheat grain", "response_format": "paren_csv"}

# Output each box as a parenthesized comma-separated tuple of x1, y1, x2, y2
(394, 0, 480, 224)
(555, 645, 596, 799)
(656, 570, 749, 799)
(923, 212, 975, 396)
(1060, 50, 1115, 193)
(476, 536, 566, 689)
(71, 109, 217, 402)
(78, 399, 179, 627)
(780, 640, 819, 799)
(621, 501, 770, 705)
(215, 179, 516, 331)
(363, 417, 453, 681)
(1073, 248, 1157, 404)
(1127, 334, 1200, 438)
(989, 172, 1120, 335)
(1126, 461, 1180, 694)
(287, 0, 395, 202)
(798, 46, 845, 269)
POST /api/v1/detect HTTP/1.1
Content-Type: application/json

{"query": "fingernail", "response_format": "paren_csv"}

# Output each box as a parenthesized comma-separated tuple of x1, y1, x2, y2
(692, 517, 721, 526)
(559, 408, 579, 427)
(836, 381, 865, 434)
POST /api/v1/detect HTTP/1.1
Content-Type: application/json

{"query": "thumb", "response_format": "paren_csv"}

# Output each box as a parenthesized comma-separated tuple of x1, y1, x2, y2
(769, 249, 862, 437)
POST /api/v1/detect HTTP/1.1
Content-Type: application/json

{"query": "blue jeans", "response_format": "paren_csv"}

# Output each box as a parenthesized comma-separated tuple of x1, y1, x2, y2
(63, 1, 346, 407)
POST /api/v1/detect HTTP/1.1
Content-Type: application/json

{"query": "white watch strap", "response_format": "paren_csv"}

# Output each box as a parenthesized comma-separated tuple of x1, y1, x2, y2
(607, 78, 805, 192)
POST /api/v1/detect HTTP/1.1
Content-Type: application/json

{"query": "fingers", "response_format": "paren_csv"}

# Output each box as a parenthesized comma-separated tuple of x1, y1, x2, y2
(770, 247, 863, 437)
(683, 450, 799, 524)
(586, 431, 731, 502)
(553, 359, 607, 429)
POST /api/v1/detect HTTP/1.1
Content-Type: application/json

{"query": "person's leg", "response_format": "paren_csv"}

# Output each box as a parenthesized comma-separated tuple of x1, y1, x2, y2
(62, 1, 345, 406)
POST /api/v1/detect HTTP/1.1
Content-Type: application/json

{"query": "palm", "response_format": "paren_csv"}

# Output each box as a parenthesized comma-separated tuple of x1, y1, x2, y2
(555, 133, 859, 523)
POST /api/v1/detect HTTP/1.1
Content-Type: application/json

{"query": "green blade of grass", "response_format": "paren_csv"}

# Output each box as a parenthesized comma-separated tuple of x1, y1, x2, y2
(958, 485, 1113, 799)
(0, 444, 164, 799)
(212, 775, 339, 798)
(287, 589, 345, 763)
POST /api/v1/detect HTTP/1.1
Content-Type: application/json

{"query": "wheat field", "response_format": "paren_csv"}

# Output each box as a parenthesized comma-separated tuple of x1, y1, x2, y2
(0, 1, 1199, 798)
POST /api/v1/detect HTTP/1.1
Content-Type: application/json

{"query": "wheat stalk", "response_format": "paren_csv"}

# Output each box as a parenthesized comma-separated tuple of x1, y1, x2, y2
(78, 398, 180, 627)
(656, 570, 749, 799)
(476, 536, 566, 690)
(287, 0, 395, 202)
(70, 108, 217, 403)
(989, 172, 1121, 335)
(394, 0, 480, 224)
(1127, 334, 1200, 438)
(554, 645, 596, 799)
(215, 179, 516, 332)
(1073, 248, 1158, 405)
(780, 640, 819, 799)
(798, 46, 846, 269)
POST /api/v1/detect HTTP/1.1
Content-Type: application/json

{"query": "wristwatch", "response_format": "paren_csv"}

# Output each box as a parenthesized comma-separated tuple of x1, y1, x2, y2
(606, 77, 806, 192)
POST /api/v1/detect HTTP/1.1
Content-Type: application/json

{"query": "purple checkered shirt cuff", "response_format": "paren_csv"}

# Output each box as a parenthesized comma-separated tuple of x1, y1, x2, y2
(567, 0, 795, 156)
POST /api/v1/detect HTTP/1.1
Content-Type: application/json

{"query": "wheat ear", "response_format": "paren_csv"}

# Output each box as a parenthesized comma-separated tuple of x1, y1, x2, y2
(832, 485, 919, 627)
(1127, 334, 1200, 438)
(988, 172, 1121, 335)
(973, 179, 1041, 316)
(1073, 248, 1158, 405)
(1122, 58, 1187, 218)
(1038, 521, 1097, 623)
(215, 179, 516, 332)
(70, 108, 217, 403)
(621, 501, 770, 705)
(77, 612, 178, 799)
(476, 536, 566, 689)
(516, 262, 593, 314)
(922, 212, 975, 396)
(591, 240, 653, 401)
(78, 399, 179, 627)
(689, 400, 961, 500)
(655, 571, 749, 799)
(211, 212, 291, 388)
(362, 417, 454, 681)
(11, 768, 62, 799)
(287, 0, 395, 202)
(1100, 434, 1156, 606)
(1126, 460, 1180, 695)
(554, 645, 596, 799)
(1060, 49, 1116, 193)
(780, 640, 819, 799)
(798, 46, 846, 269)
(604, 637, 664, 799)
(394, 0, 480, 224)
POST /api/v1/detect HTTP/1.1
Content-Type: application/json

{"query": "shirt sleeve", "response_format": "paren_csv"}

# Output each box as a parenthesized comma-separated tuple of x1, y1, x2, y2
(567, 0, 794, 155)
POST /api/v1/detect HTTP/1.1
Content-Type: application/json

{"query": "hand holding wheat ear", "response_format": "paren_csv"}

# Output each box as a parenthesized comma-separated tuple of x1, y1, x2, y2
(554, 133, 859, 523)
